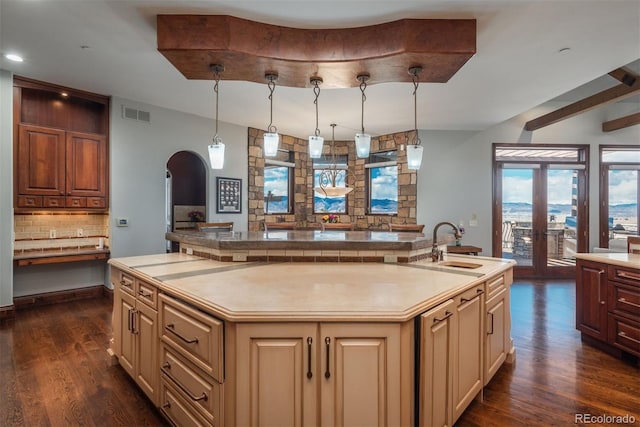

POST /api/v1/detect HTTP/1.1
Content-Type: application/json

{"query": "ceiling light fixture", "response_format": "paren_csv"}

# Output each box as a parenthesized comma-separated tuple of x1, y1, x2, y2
(406, 66, 424, 170)
(308, 76, 324, 159)
(355, 73, 372, 158)
(263, 72, 280, 157)
(208, 64, 225, 169)
(314, 123, 355, 197)
(5, 53, 23, 62)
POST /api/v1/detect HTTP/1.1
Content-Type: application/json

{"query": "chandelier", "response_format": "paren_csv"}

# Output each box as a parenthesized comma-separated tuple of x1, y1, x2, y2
(314, 124, 354, 197)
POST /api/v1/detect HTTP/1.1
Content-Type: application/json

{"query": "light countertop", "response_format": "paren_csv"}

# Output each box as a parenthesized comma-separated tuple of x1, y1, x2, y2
(575, 252, 640, 268)
(110, 253, 514, 322)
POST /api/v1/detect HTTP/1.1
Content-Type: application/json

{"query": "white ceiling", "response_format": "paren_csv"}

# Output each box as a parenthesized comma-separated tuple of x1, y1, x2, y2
(1, 0, 639, 140)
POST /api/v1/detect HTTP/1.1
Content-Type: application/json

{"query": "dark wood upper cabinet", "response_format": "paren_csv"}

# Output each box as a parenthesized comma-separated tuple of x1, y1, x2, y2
(13, 77, 110, 211)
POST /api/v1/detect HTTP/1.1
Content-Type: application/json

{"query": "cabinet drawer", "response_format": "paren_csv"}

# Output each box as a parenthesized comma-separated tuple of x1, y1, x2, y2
(160, 378, 214, 427)
(160, 294, 224, 382)
(608, 283, 640, 319)
(65, 196, 87, 208)
(17, 195, 43, 208)
(607, 314, 640, 357)
(137, 280, 158, 309)
(161, 344, 221, 424)
(43, 196, 66, 208)
(608, 265, 640, 287)
(485, 274, 505, 298)
(87, 197, 106, 208)
(113, 269, 135, 296)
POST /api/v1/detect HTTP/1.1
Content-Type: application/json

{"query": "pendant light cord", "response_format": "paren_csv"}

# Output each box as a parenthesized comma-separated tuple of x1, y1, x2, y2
(410, 67, 422, 146)
(359, 77, 367, 134)
(267, 77, 277, 133)
(313, 79, 321, 137)
(214, 70, 220, 138)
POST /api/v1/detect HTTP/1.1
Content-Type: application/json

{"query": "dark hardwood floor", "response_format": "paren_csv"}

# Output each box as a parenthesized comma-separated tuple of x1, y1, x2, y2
(1, 280, 638, 426)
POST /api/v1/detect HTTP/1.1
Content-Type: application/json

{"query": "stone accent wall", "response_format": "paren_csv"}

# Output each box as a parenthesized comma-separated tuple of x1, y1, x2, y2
(247, 127, 418, 232)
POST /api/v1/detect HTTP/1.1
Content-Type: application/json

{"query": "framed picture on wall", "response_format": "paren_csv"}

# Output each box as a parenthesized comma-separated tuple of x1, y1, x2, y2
(216, 177, 242, 213)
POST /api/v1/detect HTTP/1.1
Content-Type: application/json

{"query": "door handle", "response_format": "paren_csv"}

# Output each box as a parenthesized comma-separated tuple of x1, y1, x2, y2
(324, 337, 331, 379)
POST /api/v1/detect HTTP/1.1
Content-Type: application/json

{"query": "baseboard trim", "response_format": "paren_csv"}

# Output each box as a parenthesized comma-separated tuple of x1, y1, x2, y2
(0, 305, 16, 321)
(14, 285, 105, 310)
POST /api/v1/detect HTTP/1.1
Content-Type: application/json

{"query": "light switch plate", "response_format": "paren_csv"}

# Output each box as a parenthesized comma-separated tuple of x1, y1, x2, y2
(116, 218, 129, 227)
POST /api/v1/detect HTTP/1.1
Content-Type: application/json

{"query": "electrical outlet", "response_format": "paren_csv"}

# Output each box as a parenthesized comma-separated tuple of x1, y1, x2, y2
(77, 228, 83, 237)
(49, 229, 56, 239)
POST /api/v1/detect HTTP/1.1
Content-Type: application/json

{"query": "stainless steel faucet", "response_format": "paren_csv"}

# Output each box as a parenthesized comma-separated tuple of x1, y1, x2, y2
(431, 221, 462, 262)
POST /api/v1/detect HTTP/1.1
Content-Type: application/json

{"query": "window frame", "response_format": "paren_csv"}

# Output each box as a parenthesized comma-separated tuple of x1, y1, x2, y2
(264, 151, 295, 215)
(366, 150, 398, 215)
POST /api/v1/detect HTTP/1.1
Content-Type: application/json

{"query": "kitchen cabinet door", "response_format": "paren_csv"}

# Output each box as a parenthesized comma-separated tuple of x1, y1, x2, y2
(485, 286, 508, 385)
(65, 131, 107, 197)
(576, 260, 608, 340)
(17, 124, 66, 197)
(235, 323, 318, 427)
(320, 323, 402, 427)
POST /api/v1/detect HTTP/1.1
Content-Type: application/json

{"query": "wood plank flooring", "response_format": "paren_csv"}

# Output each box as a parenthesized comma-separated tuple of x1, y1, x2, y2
(1, 280, 638, 426)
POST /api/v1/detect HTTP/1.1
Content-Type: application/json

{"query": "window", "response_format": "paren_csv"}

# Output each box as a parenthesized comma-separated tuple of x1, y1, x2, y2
(600, 146, 640, 248)
(264, 150, 294, 214)
(367, 151, 398, 214)
(313, 154, 348, 214)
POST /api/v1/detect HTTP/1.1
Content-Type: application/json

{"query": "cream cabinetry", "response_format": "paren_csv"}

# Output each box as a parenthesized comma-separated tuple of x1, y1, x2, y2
(235, 322, 403, 427)
(158, 294, 224, 427)
(112, 268, 158, 405)
(484, 272, 511, 384)
(419, 283, 486, 426)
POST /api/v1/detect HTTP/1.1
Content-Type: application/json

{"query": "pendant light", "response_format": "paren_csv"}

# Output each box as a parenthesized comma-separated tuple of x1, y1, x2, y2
(314, 123, 354, 197)
(263, 72, 280, 157)
(406, 66, 424, 170)
(208, 64, 225, 169)
(308, 76, 324, 159)
(355, 73, 371, 158)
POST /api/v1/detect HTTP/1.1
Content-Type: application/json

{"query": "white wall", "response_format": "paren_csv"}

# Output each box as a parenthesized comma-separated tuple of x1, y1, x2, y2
(416, 100, 640, 255)
(0, 70, 14, 308)
(110, 97, 248, 259)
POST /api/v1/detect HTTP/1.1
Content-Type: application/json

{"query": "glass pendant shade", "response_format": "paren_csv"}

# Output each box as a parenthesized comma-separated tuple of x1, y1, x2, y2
(406, 144, 424, 170)
(208, 140, 225, 169)
(263, 132, 280, 156)
(314, 185, 354, 197)
(308, 135, 324, 158)
(355, 133, 371, 158)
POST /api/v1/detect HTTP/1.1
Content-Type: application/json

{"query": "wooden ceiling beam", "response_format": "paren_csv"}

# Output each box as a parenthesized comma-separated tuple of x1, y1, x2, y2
(524, 77, 640, 131)
(602, 111, 640, 132)
(608, 67, 638, 87)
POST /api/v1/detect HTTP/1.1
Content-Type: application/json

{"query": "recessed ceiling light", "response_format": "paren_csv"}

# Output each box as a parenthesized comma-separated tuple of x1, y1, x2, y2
(60, 92, 69, 98)
(5, 53, 24, 62)
(558, 47, 571, 54)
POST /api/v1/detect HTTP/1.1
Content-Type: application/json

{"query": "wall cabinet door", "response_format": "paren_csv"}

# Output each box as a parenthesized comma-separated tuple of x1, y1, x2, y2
(65, 131, 107, 197)
(320, 323, 402, 427)
(452, 286, 484, 423)
(419, 298, 456, 427)
(485, 286, 508, 385)
(576, 260, 608, 340)
(17, 124, 66, 197)
(235, 323, 318, 427)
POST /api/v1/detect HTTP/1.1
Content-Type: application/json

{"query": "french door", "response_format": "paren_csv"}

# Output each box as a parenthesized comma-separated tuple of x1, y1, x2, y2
(493, 145, 588, 279)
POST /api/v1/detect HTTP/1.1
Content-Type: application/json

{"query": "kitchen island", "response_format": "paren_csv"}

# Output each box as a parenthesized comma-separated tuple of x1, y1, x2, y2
(575, 253, 640, 362)
(110, 251, 514, 426)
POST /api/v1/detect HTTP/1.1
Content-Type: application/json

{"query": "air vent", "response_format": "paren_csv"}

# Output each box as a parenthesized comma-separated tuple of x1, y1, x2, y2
(122, 105, 150, 123)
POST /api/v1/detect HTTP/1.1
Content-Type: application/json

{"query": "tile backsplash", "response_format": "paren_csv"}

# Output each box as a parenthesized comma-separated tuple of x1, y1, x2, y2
(14, 213, 110, 253)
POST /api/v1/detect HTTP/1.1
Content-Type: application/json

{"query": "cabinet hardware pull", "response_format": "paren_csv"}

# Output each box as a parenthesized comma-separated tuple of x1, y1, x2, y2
(461, 289, 484, 304)
(324, 337, 331, 379)
(161, 366, 208, 402)
(165, 324, 199, 344)
(618, 271, 640, 281)
(618, 297, 640, 309)
(162, 401, 171, 409)
(618, 331, 640, 345)
(162, 361, 171, 369)
(138, 290, 152, 298)
(307, 337, 313, 379)
(433, 311, 453, 324)
(120, 280, 131, 288)
(127, 308, 132, 332)
(487, 312, 494, 335)
(131, 309, 138, 335)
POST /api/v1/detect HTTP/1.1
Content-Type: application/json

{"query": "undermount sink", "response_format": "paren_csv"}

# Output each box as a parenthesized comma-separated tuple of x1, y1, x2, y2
(439, 260, 483, 269)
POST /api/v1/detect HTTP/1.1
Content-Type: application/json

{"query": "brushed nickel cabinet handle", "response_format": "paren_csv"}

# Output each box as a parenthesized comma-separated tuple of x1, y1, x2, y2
(127, 308, 132, 332)
(165, 324, 198, 344)
(162, 361, 171, 370)
(131, 309, 138, 335)
(162, 401, 171, 409)
(618, 271, 640, 281)
(487, 312, 494, 335)
(306, 337, 313, 379)
(138, 290, 152, 298)
(618, 331, 640, 345)
(618, 297, 640, 309)
(161, 366, 208, 402)
(324, 337, 331, 379)
(461, 289, 484, 304)
(433, 311, 453, 324)
(120, 280, 131, 288)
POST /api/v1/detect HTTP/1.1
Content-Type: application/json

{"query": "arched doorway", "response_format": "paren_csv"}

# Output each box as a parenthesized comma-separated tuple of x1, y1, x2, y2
(166, 151, 207, 252)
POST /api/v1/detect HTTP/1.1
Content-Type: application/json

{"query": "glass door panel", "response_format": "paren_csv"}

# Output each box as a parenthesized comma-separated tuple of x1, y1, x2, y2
(608, 169, 638, 249)
(545, 169, 579, 270)
(501, 168, 533, 267)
